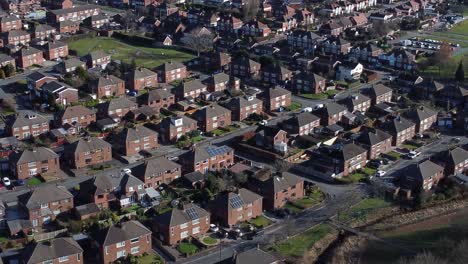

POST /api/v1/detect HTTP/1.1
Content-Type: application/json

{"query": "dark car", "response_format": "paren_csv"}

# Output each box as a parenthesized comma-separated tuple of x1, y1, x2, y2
(140, 150, 152, 158)
(14, 179, 25, 186)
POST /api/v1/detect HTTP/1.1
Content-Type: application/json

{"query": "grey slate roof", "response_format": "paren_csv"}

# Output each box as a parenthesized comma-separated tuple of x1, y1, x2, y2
(58, 105, 95, 120)
(272, 172, 303, 193)
(17, 46, 41, 57)
(192, 103, 230, 120)
(11, 147, 58, 165)
(96, 220, 151, 246)
(0, 53, 14, 63)
(283, 112, 320, 127)
(212, 188, 262, 211)
(154, 203, 210, 227)
(181, 79, 206, 93)
(88, 50, 109, 61)
(339, 143, 367, 161)
(158, 61, 185, 71)
(139, 89, 173, 104)
(130, 67, 157, 79)
(95, 75, 124, 87)
(22, 237, 83, 264)
(406, 160, 443, 180)
(62, 57, 85, 69)
(313, 102, 347, 116)
(204, 72, 230, 85)
(383, 116, 415, 134)
(264, 86, 291, 99)
(132, 157, 181, 179)
(235, 248, 278, 264)
(119, 126, 157, 142)
(447, 147, 468, 165)
(368, 84, 392, 97)
(22, 185, 72, 210)
(405, 106, 437, 122)
(101, 97, 137, 112)
(6, 112, 49, 128)
(356, 129, 392, 146)
(224, 96, 262, 109)
(159, 115, 197, 130)
(338, 94, 370, 110)
(65, 137, 111, 154)
(50, 4, 99, 15)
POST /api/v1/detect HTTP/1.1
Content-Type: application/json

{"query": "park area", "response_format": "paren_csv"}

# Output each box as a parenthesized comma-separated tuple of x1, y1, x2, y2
(68, 37, 194, 68)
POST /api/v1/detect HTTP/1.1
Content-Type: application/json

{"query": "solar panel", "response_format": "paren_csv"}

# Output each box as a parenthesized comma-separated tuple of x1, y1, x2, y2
(186, 207, 199, 220)
(206, 146, 232, 157)
(229, 195, 244, 209)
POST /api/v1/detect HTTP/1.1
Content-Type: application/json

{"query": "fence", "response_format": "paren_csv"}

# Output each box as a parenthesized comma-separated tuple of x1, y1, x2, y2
(32, 228, 68, 242)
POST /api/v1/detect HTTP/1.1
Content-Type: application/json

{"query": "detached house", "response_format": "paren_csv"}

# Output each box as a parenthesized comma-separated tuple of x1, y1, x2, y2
(175, 79, 207, 101)
(64, 137, 112, 169)
(356, 129, 393, 160)
(95, 221, 152, 264)
(138, 89, 175, 112)
(90, 75, 125, 98)
(10, 147, 59, 180)
(231, 57, 260, 79)
(262, 86, 291, 112)
(21, 237, 83, 264)
(158, 115, 198, 143)
(16, 46, 44, 68)
(405, 106, 437, 134)
(154, 203, 210, 245)
(192, 104, 232, 132)
(179, 145, 234, 174)
(115, 126, 158, 156)
(210, 188, 263, 227)
(223, 95, 263, 121)
(19, 185, 73, 227)
(131, 157, 181, 188)
(156, 62, 187, 83)
(127, 68, 158, 91)
(312, 103, 347, 126)
(6, 112, 49, 140)
(41, 40, 68, 60)
(282, 112, 320, 136)
(247, 171, 304, 210)
(381, 116, 416, 146)
(84, 51, 111, 69)
(401, 160, 444, 192)
(292, 72, 327, 94)
(442, 147, 468, 175)
(97, 97, 138, 121)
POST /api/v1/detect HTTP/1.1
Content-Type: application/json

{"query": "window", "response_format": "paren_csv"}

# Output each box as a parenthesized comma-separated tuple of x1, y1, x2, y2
(192, 219, 200, 225)
(131, 246, 139, 254)
(43, 260, 53, 264)
(41, 203, 48, 209)
(116, 241, 125, 248)
(130, 237, 139, 244)
(117, 250, 126, 258)
(192, 227, 200, 234)
(59, 256, 69, 262)
(181, 231, 189, 239)
(180, 223, 188, 229)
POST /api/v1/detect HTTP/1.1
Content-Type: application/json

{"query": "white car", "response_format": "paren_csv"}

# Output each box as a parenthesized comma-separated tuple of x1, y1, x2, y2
(407, 151, 421, 159)
(2, 177, 11, 186)
(376, 171, 386, 177)
(259, 120, 268, 126)
(209, 224, 219, 232)
(122, 168, 132, 174)
(301, 107, 313, 113)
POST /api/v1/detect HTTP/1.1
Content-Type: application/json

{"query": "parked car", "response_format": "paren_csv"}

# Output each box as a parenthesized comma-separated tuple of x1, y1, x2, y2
(14, 179, 25, 186)
(376, 171, 386, 177)
(2, 177, 11, 187)
(259, 120, 268, 126)
(407, 151, 421, 159)
(210, 224, 219, 232)
(122, 168, 132, 174)
(301, 107, 313, 113)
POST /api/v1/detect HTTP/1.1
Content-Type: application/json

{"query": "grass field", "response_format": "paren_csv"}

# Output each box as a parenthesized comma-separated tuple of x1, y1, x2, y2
(68, 37, 194, 68)
(449, 19, 468, 35)
(338, 198, 390, 222)
(248, 215, 272, 228)
(177, 242, 199, 255)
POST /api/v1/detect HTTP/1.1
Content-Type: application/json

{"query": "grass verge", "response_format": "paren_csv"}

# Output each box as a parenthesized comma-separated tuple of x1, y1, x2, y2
(248, 215, 272, 228)
(337, 198, 390, 223)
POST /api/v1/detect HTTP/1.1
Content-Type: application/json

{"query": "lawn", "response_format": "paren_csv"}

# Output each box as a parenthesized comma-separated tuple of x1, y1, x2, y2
(339, 172, 367, 183)
(212, 128, 226, 136)
(177, 242, 199, 255)
(248, 215, 272, 228)
(284, 202, 303, 214)
(449, 19, 468, 35)
(136, 254, 164, 264)
(68, 37, 194, 68)
(299, 90, 339, 100)
(385, 151, 402, 160)
(273, 224, 332, 258)
(202, 236, 218, 245)
(402, 143, 418, 150)
(362, 167, 377, 176)
(338, 198, 390, 223)
(27, 177, 43, 186)
(191, 135, 204, 143)
(285, 102, 302, 111)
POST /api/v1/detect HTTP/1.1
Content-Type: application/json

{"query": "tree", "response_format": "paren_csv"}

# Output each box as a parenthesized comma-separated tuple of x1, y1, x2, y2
(0, 69, 5, 79)
(432, 42, 453, 76)
(183, 27, 214, 56)
(3, 64, 15, 77)
(243, 0, 260, 21)
(274, 159, 291, 174)
(75, 66, 89, 81)
(455, 60, 465, 83)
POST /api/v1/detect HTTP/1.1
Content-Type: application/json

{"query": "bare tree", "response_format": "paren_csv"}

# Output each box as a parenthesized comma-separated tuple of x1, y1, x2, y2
(243, 0, 260, 21)
(183, 27, 214, 56)
(274, 159, 292, 174)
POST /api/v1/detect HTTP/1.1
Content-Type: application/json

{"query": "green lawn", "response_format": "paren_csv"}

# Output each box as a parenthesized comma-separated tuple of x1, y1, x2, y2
(177, 242, 199, 255)
(285, 102, 302, 111)
(362, 167, 377, 176)
(68, 37, 194, 68)
(136, 254, 164, 264)
(202, 236, 218, 245)
(338, 198, 390, 222)
(449, 19, 468, 35)
(385, 151, 402, 160)
(402, 143, 418, 150)
(212, 128, 226, 136)
(299, 90, 339, 100)
(284, 202, 303, 214)
(248, 215, 272, 228)
(273, 224, 332, 258)
(339, 172, 367, 183)
(27, 177, 43, 186)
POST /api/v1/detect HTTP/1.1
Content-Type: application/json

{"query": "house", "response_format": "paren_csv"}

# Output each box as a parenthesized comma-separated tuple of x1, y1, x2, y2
(41, 40, 69, 60)
(202, 51, 231, 70)
(40, 81, 78, 106)
(46, 5, 101, 23)
(0, 15, 22, 32)
(179, 145, 234, 174)
(203, 72, 230, 93)
(364, 84, 392, 105)
(234, 248, 280, 264)
(16, 46, 44, 68)
(57, 20, 80, 34)
(223, 95, 263, 121)
(230, 56, 260, 79)
(26, 72, 57, 91)
(400, 160, 444, 192)
(441, 147, 468, 176)
(0, 53, 15, 67)
(381, 116, 416, 146)
(241, 20, 271, 37)
(356, 129, 393, 160)
(153, 203, 210, 245)
(378, 48, 416, 70)
(19, 185, 73, 227)
(336, 62, 363, 81)
(2, 29, 30, 45)
(312, 103, 347, 126)
(322, 36, 351, 55)
(138, 88, 175, 112)
(182, 171, 205, 189)
(404, 106, 437, 134)
(55, 57, 86, 74)
(156, 62, 187, 83)
(175, 79, 207, 100)
(21, 237, 83, 264)
(261, 64, 292, 85)
(291, 72, 326, 94)
(210, 188, 263, 227)
(6, 112, 49, 140)
(64, 137, 112, 169)
(336, 143, 368, 177)
(78, 174, 119, 209)
(56, 105, 96, 134)
(349, 43, 382, 63)
(94, 221, 152, 264)
(42, 0, 73, 9)
(9, 147, 59, 180)
(90, 75, 125, 98)
(255, 126, 288, 153)
(217, 15, 243, 33)
(262, 86, 291, 112)
(281, 112, 320, 136)
(286, 29, 321, 52)
(97, 97, 138, 121)
(131, 157, 181, 188)
(191, 104, 231, 132)
(127, 68, 158, 91)
(84, 50, 111, 69)
(115, 126, 158, 156)
(83, 13, 109, 29)
(247, 171, 304, 210)
(158, 115, 198, 143)
(338, 94, 371, 113)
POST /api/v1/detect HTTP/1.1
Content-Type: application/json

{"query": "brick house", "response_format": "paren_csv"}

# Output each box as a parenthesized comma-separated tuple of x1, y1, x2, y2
(153, 203, 210, 245)
(21, 237, 83, 264)
(338, 94, 371, 113)
(57, 20, 80, 34)
(0, 15, 22, 32)
(231, 57, 261, 79)
(217, 15, 243, 33)
(241, 20, 271, 37)
(40, 81, 78, 106)
(364, 84, 392, 106)
(115, 126, 158, 156)
(41, 40, 69, 60)
(90, 75, 125, 98)
(291, 72, 327, 94)
(210, 188, 263, 227)
(261, 86, 291, 112)
(46, 5, 100, 23)
(322, 36, 351, 55)
(202, 51, 231, 70)
(175, 79, 207, 101)
(191, 104, 232, 132)
(261, 64, 292, 85)
(138, 88, 175, 112)
(97, 97, 138, 122)
(127, 68, 158, 91)
(356, 129, 393, 160)
(336, 143, 368, 177)
(2, 29, 30, 45)
(287, 29, 321, 52)
(281, 112, 320, 136)
(26, 72, 57, 91)
(401, 160, 444, 192)
(223, 95, 263, 121)
(255, 126, 288, 153)
(439, 147, 468, 176)
(203, 72, 230, 93)
(55, 57, 87, 74)
(158, 115, 198, 143)
(84, 50, 111, 69)
(9, 147, 59, 180)
(131, 157, 181, 188)
(405, 106, 437, 134)
(179, 145, 234, 174)
(56, 105, 96, 134)
(381, 116, 416, 146)
(0, 53, 15, 68)
(248, 171, 304, 210)
(64, 137, 112, 169)
(156, 62, 187, 83)
(33, 24, 57, 39)
(78, 175, 117, 209)
(83, 14, 109, 29)
(312, 103, 347, 126)
(6, 112, 49, 140)
(94, 221, 152, 264)
(16, 46, 44, 68)
(19, 185, 73, 227)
